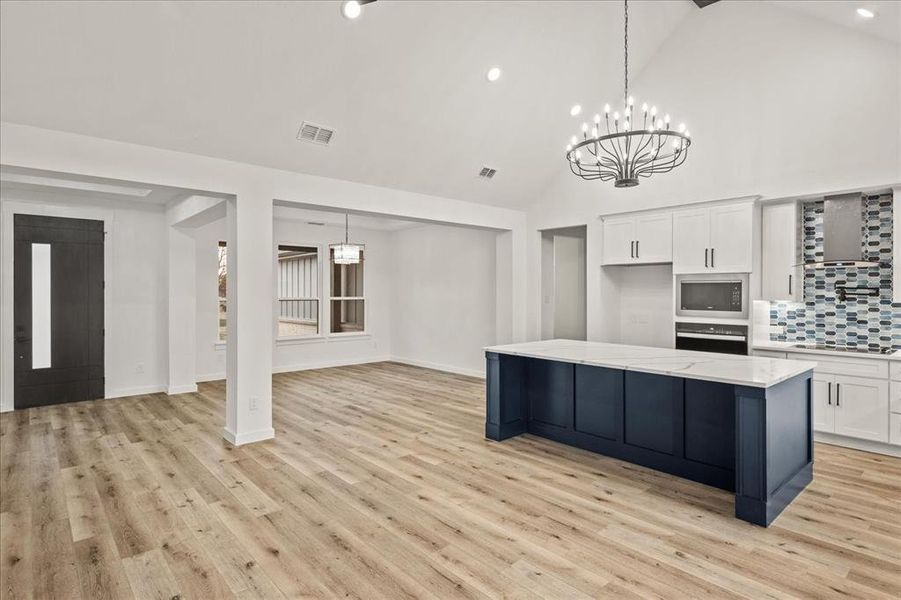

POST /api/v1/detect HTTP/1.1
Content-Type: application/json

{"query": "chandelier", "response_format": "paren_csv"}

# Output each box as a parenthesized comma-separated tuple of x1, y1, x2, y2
(330, 214, 364, 264)
(565, 0, 691, 188)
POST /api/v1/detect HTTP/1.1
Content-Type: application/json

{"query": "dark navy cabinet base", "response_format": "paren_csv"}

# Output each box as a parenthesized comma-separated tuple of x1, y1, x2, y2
(485, 352, 813, 527)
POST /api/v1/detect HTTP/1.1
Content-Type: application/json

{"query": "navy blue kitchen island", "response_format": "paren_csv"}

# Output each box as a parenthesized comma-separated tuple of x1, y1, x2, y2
(485, 340, 817, 527)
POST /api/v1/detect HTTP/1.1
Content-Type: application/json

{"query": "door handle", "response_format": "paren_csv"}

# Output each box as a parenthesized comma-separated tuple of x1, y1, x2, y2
(836, 383, 840, 407)
(710, 248, 715, 268)
(630, 241, 635, 258)
(635, 240, 639, 259)
(704, 248, 708, 268)
(827, 382, 831, 405)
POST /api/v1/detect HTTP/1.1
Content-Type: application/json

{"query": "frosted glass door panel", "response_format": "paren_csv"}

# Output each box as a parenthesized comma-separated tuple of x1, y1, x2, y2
(32, 243, 51, 369)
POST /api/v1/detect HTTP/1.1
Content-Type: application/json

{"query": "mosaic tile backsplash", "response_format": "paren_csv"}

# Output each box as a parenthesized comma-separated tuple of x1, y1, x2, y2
(769, 194, 901, 351)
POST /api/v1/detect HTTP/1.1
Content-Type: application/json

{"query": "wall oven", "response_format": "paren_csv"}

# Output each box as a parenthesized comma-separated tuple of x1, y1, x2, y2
(675, 273, 749, 320)
(675, 322, 748, 355)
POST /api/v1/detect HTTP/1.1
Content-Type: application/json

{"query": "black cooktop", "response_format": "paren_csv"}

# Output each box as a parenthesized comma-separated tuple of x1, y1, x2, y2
(792, 344, 895, 355)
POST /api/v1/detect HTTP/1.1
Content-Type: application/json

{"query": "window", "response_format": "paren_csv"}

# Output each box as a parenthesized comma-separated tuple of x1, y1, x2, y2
(277, 245, 320, 337)
(330, 248, 364, 333)
(218, 241, 227, 341)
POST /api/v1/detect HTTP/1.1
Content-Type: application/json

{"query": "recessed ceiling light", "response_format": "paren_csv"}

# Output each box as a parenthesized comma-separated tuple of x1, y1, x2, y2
(570, 104, 582, 117)
(486, 66, 502, 82)
(856, 7, 875, 18)
(341, 1, 362, 19)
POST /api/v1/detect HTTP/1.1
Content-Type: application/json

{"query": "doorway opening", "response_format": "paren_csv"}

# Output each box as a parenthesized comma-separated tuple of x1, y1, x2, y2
(540, 225, 586, 341)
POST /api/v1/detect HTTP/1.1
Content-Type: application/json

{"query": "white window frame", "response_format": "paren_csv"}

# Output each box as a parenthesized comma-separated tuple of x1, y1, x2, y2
(276, 242, 324, 341)
(328, 248, 367, 338)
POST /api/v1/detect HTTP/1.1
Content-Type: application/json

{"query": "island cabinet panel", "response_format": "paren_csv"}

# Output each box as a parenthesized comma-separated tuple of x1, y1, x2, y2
(574, 365, 622, 441)
(527, 359, 573, 430)
(684, 379, 736, 470)
(623, 372, 683, 456)
(485, 353, 528, 441)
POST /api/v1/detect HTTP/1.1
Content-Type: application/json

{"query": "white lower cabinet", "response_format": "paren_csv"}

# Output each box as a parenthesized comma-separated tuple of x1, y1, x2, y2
(812, 373, 834, 433)
(813, 373, 888, 442)
(891, 414, 901, 446)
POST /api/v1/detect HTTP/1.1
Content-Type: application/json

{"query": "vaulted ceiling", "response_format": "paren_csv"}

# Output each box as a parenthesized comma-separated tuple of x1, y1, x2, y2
(1, 1, 896, 209)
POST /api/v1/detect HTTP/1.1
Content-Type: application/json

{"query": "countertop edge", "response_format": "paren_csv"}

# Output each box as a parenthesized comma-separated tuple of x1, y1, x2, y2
(484, 347, 816, 388)
(752, 342, 901, 361)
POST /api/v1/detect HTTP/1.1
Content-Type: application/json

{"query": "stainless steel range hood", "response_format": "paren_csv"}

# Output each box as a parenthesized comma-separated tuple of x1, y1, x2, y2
(803, 193, 880, 269)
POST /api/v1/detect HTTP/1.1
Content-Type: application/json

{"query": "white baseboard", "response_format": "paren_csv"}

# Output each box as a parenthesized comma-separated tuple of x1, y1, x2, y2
(196, 372, 226, 383)
(390, 356, 485, 379)
(815, 432, 901, 458)
(167, 383, 198, 395)
(222, 426, 275, 446)
(105, 384, 167, 399)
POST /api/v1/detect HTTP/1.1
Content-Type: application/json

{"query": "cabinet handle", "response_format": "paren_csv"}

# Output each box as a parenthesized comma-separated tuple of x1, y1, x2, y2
(827, 382, 832, 405)
(630, 241, 635, 258)
(704, 248, 708, 268)
(788, 274, 793, 295)
(636, 240, 639, 258)
(836, 383, 840, 407)
(711, 248, 715, 268)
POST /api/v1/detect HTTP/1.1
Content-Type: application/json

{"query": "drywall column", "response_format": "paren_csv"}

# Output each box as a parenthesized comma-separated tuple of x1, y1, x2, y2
(166, 224, 197, 394)
(224, 191, 274, 445)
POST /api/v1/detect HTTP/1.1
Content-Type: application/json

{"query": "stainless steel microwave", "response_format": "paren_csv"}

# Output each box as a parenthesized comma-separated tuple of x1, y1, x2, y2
(676, 273, 749, 320)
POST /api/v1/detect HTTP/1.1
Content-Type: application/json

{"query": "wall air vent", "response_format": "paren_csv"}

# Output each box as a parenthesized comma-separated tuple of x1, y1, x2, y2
(479, 167, 497, 179)
(297, 122, 336, 145)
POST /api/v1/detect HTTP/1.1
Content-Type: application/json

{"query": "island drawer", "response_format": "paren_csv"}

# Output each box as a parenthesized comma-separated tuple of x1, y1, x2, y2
(891, 414, 901, 447)
(891, 381, 901, 414)
(891, 362, 901, 381)
(785, 353, 889, 379)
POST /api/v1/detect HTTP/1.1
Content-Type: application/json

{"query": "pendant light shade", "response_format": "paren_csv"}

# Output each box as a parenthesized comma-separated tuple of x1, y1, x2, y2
(330, 214, 364, 264)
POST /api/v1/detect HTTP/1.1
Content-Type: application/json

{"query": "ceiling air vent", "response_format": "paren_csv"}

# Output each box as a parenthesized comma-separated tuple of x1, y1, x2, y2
(297, 121, 336, 145)
(479, 167, 497, 179)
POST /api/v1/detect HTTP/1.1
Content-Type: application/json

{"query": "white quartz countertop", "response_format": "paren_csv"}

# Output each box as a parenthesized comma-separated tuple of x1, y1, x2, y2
(752, 341, 901, 361)
(485, 340, 817, 388)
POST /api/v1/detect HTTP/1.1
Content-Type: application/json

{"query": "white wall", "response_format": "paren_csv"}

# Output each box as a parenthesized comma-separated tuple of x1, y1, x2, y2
(389, 224, 497, 376)
(0, 187, 167, 408)
(194, 216, 392, 381)
(603, 265, 674, 349)
(527, 2, 901, 342)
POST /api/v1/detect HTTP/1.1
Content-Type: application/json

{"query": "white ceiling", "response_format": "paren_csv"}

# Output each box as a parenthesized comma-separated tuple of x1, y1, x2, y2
(766, 1, 900, 44)
(1, 1, 897, 210)
(273, 203, 419, 231)
(0, 0, 692, 209)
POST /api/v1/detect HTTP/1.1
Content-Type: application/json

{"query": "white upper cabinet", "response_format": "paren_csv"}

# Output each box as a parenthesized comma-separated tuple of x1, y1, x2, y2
(672, 208, 710, 273)
(673, 202, 753, 274)
(601, 216, 636, 265)
(601, 211, 672, 266)
(761, 202, 801, 302)
(635, 213, 673, 264)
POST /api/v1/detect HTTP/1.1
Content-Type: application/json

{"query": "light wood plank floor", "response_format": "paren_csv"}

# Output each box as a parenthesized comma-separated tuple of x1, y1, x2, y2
(2, 362, 900, 599)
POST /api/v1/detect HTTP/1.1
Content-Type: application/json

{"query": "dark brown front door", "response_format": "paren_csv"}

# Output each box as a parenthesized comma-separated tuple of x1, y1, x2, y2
(14, 214, 104, 409)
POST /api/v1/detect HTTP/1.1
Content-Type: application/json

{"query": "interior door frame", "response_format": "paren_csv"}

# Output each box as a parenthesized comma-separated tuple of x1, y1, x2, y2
(1, 199, 112, 412)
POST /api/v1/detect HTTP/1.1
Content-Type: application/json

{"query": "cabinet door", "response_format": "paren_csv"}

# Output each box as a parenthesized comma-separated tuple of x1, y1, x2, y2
(709, 203, 753, 273)
(601, 217, 635, 265)
(672, 209, 710, 273)
(761, 202, 800, 301)
(634, 212, 672, 264)
(833, 376, 889, 442)
(812, 374, 834, 433)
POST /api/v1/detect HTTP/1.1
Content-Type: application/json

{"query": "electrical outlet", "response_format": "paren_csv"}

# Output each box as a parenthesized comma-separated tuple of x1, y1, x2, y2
(249, 397, 258, 411)
(136, 362, 144, 374)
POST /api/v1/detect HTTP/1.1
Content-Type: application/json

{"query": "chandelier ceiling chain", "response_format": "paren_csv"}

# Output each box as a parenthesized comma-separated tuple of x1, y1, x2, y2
(565, 0, 692, 188)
